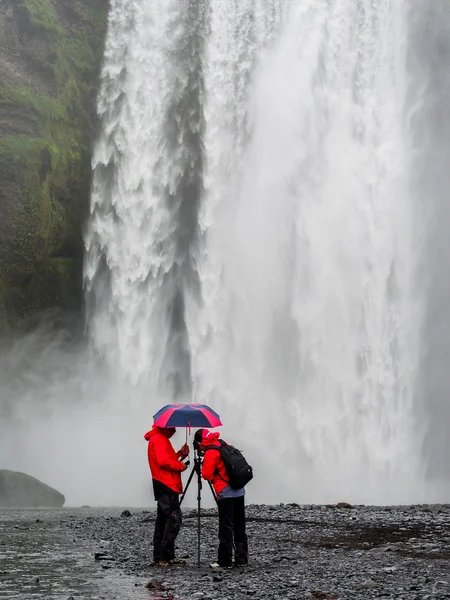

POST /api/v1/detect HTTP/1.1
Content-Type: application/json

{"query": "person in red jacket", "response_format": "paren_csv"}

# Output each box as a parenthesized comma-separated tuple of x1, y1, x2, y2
(144, 425, 189, 566)
(194, 429, 248, 569)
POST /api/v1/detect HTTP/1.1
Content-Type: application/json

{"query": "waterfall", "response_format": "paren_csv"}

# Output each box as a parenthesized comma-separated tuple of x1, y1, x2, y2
(189, 0, 425, 502)
(83, 0, 428, 503)
(84, 1, 207, 395)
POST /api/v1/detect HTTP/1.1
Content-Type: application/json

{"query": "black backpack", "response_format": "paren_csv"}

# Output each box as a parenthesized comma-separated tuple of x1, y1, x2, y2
(205, 439, 253, 490)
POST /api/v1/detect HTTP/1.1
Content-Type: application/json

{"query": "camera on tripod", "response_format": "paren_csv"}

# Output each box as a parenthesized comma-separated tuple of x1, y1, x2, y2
(193, 438, 204, 457)
(178, 428, 220, 567)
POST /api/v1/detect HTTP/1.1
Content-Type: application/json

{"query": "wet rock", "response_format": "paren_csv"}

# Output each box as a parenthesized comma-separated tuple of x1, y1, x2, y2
(94, 551, 115, 561)
(0, 470, 65, 508)
(146, 579, 166, 591)
(121, 510, 132, 517)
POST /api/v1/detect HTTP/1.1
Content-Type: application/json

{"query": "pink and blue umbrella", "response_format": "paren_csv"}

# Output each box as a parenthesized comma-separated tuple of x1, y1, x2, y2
(153, 403, 222, 429)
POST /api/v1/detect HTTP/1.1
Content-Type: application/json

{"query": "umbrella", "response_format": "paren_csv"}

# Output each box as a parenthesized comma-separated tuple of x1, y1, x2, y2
(153, 403, 222, 429)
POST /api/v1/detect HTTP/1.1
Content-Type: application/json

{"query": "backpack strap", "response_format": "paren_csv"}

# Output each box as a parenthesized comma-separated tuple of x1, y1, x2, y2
(203, 439, 225, 453)
(203, 446, 221, 453)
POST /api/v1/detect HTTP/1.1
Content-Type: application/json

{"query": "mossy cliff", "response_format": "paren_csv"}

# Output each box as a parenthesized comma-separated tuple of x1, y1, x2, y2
(0, 0, 108, 333)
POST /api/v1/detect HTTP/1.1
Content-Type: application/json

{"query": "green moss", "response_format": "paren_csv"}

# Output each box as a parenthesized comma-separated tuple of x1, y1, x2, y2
(18, 0, 64, 35)
(0, 0, 108, 331)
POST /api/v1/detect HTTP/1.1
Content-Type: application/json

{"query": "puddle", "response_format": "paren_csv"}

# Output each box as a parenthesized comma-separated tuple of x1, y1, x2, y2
(0, 509, 149, 599)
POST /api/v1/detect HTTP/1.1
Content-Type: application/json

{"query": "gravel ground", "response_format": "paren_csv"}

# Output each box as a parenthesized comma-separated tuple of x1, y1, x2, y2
(64, 503, 450, 600)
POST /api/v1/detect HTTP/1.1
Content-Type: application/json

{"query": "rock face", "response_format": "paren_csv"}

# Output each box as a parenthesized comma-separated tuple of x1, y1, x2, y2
(0, 0, 108, 333)
(0, 469, 65, 507)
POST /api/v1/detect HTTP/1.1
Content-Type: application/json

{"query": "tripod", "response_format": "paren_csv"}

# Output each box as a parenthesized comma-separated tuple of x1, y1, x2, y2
(179, 449, 217, 568)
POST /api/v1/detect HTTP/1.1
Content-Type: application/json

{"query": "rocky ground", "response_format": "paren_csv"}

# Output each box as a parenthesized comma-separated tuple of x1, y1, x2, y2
(2, 504, 450, 599)
(73, 503, 450, 599)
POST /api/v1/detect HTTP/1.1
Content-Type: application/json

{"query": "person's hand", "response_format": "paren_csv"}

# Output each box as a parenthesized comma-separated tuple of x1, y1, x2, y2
(179, 443, 190, 458)
(181, 461, 188, 471)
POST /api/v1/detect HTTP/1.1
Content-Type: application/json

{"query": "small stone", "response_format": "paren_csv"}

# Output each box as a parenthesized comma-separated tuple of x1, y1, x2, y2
(94, 552, 114, 561)
(29, 576, 40, 584)
(146, 579, 165, 591)
(121, 510, 132, 517)
(357, 579, 377, 590)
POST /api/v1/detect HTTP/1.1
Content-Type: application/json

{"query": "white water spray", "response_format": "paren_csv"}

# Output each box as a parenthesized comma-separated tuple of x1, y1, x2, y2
(190, 0, 425, 503)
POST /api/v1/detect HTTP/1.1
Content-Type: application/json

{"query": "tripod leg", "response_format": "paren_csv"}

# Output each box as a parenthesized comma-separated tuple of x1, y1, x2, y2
(208, 481, 218, 505)
(197, 465, 202, 568)
(180, 465, 196, 506)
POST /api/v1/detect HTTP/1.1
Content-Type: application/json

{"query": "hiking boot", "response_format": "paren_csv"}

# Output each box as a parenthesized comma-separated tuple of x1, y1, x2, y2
(168, 558, 186, 566)
(234, 562, 248, 568)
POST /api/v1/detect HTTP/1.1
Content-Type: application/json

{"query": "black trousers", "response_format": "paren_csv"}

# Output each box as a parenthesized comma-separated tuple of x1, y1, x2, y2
(153, 491, 182, 562)
(217, 496, 248, 567)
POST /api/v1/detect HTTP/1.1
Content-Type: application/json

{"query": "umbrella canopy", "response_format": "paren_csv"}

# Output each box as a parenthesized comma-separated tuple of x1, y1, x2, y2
(153, 403, 222, 428)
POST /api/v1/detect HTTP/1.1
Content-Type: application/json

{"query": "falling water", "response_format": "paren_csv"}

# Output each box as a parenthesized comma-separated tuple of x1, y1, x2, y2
(84, 1, 207, 396)
(189, 1, 425, 503)
(83, 0, 427, 503)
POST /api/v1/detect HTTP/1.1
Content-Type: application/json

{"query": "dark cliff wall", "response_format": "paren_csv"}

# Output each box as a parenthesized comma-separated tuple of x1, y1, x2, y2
(0, 0, 108, 333)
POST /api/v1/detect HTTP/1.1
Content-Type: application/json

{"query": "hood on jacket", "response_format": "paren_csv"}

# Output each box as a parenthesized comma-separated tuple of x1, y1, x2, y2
(144, 425, 176, 441)
(194, 428, 220, 448)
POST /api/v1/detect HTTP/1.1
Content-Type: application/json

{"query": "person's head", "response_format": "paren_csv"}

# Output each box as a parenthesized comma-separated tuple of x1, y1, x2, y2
(194, 428, 219, 450)
(194, 428, 205, 450)
(158, 426, 176, 438)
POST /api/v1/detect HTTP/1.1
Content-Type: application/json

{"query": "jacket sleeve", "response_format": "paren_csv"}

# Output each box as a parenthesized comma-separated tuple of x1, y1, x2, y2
(154, 439, 185, 472)
(201, 448, 219, 481)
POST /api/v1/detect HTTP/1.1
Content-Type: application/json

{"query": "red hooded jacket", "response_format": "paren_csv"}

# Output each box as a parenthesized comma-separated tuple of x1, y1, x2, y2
(144, 426, 186, 494)
(199, 430, 229, 496)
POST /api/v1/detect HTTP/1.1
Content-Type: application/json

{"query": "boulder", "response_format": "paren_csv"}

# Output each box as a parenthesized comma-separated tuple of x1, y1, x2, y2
(0, 469, 65, 507)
